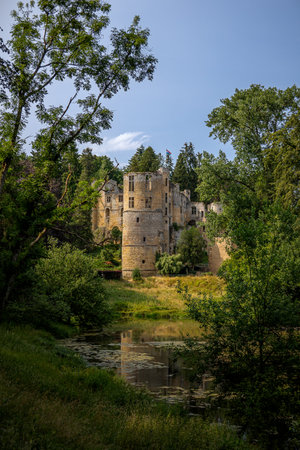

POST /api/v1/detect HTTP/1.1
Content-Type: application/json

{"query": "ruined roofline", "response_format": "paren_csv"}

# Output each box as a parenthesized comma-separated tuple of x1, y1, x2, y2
(124, 166, 169, 176)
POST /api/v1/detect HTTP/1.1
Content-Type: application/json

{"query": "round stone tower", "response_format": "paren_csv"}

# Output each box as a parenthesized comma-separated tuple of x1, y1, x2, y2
(122, 168, 170, 278)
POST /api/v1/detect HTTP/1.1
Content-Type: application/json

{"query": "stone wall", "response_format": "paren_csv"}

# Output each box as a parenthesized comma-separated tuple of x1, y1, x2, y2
(91, 170, 228, 277)
(207, 239, 229, 274)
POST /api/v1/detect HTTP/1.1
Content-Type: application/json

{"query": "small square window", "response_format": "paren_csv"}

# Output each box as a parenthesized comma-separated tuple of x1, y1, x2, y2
(142, 260, 145, 264)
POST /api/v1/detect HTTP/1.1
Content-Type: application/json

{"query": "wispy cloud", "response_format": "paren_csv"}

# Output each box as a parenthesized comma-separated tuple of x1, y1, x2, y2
(93, 131, 150, 154)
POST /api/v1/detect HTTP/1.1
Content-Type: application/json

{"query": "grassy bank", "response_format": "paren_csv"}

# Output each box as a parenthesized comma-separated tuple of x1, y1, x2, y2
(0, 324, 255, 449)
(104, 275, 225, 319)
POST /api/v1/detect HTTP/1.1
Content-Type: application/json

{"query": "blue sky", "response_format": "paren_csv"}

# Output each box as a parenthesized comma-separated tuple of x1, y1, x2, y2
(1, 0, 300, 166)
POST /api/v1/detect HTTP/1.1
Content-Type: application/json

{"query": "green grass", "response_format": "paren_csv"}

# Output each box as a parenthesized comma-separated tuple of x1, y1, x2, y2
(0, 325, 255, 449)
(104, 275, 226, 319)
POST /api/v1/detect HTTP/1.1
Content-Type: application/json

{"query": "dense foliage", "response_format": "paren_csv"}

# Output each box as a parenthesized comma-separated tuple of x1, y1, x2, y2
(183, 84, 300, 445)
(5, 240, 110, 329)
(172, 142, 198, 200)
(126, 145, 163, 172)
(155, 253, 183, 275)
(0, 0, 156, 318)
(177, 227, 206, 270)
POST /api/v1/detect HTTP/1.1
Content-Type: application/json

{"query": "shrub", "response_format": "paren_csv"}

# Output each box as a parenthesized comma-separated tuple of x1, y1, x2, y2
(155, 253, 183, 275)
(27, 240, 110, 328)
(132, 268, 142, 281)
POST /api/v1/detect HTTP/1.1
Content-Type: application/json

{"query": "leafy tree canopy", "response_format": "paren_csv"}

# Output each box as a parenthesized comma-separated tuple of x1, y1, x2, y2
(177, 227, 206, 270)
(0, 0, 157, 312)
(79, 149, 123, 185)
(185, 85, 300, 444)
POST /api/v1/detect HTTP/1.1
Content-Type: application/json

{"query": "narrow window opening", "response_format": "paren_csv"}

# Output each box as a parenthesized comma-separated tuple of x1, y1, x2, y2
(143, 237, 146, 242)
(129, 197, 134, 208)
(142, 260, 145, 264)
(145, 197, 152, 208)
(145, 175, 152, 191)
(129, 175, 135, 192)
(136, 217, 139, 223)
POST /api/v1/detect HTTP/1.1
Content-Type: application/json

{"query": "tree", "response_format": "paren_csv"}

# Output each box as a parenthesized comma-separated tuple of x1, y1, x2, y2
(172, 142, 198, 200)
(197, 85, 300, 241)
(206, 84, 300, 169)
(33, 240, 109, 328)
(0, 0, 157, 313)
(264, 110, 300, 210)
(185, 206, 300, 444)
(164, 152, 174, 177)
(126, 145, 162, 172)
(177, 227, 206, 270)
(185, 85, 300, 444)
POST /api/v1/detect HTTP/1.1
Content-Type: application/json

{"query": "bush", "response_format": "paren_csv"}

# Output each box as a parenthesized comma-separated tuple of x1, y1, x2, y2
(132, 268, 142, 281)
(155, 253, 183, 275)
(9, 239, 111, 329)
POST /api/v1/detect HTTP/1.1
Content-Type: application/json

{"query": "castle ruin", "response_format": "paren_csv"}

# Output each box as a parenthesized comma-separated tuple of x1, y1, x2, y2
(92, 167, 228, 277)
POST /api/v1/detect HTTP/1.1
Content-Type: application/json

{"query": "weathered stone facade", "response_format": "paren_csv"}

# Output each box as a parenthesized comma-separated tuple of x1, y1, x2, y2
(92, 168, 229, 277)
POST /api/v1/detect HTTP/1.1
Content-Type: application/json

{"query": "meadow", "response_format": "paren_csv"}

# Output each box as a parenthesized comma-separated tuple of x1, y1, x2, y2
(104, 274, 225, 319)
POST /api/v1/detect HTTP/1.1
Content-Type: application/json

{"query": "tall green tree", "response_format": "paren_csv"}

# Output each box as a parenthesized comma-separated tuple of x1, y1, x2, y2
(185, 85, 300, 444)
(164, 152, 174, 177)
(126, 145, 162, 172)
(177, 227, 206, 270)
(172, 142, 198, 200)
(206, 84, 300, 169)
(0, 0, 157, 312)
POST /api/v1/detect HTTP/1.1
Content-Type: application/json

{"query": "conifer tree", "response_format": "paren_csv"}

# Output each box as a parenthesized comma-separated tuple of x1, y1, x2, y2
(172, 142, 198, 200)
(126, 146, 161, 172)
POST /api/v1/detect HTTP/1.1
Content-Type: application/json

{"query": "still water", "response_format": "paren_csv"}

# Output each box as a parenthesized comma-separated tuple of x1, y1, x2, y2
(62, 320, 218, 413)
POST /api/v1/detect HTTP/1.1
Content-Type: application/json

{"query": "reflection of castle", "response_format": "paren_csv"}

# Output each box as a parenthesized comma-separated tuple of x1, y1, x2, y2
(119, 329, 189, 391)
(92, 168, 228, 277)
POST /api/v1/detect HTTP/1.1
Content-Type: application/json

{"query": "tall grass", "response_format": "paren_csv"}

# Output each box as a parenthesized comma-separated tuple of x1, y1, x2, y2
(0, 325, 255, 449)
(104, 275, 225, 319)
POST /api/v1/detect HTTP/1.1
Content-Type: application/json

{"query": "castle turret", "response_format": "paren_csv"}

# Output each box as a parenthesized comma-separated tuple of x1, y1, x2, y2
(122, 169, 170, 278)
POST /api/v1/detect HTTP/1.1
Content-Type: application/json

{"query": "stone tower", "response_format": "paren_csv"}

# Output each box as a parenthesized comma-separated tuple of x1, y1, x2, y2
(122, 168, 170, 277)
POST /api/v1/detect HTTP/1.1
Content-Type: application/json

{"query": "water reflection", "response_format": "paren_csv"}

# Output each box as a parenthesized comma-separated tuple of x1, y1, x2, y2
(62, 320, 217, 411)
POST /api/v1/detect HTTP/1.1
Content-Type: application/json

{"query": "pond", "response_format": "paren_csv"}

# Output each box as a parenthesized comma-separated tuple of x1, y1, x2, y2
(62, 320, 219, 415)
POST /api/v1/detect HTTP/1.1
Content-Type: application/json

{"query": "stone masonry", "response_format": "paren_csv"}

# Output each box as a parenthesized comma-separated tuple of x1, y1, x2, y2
(91, 168, 228, 277)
